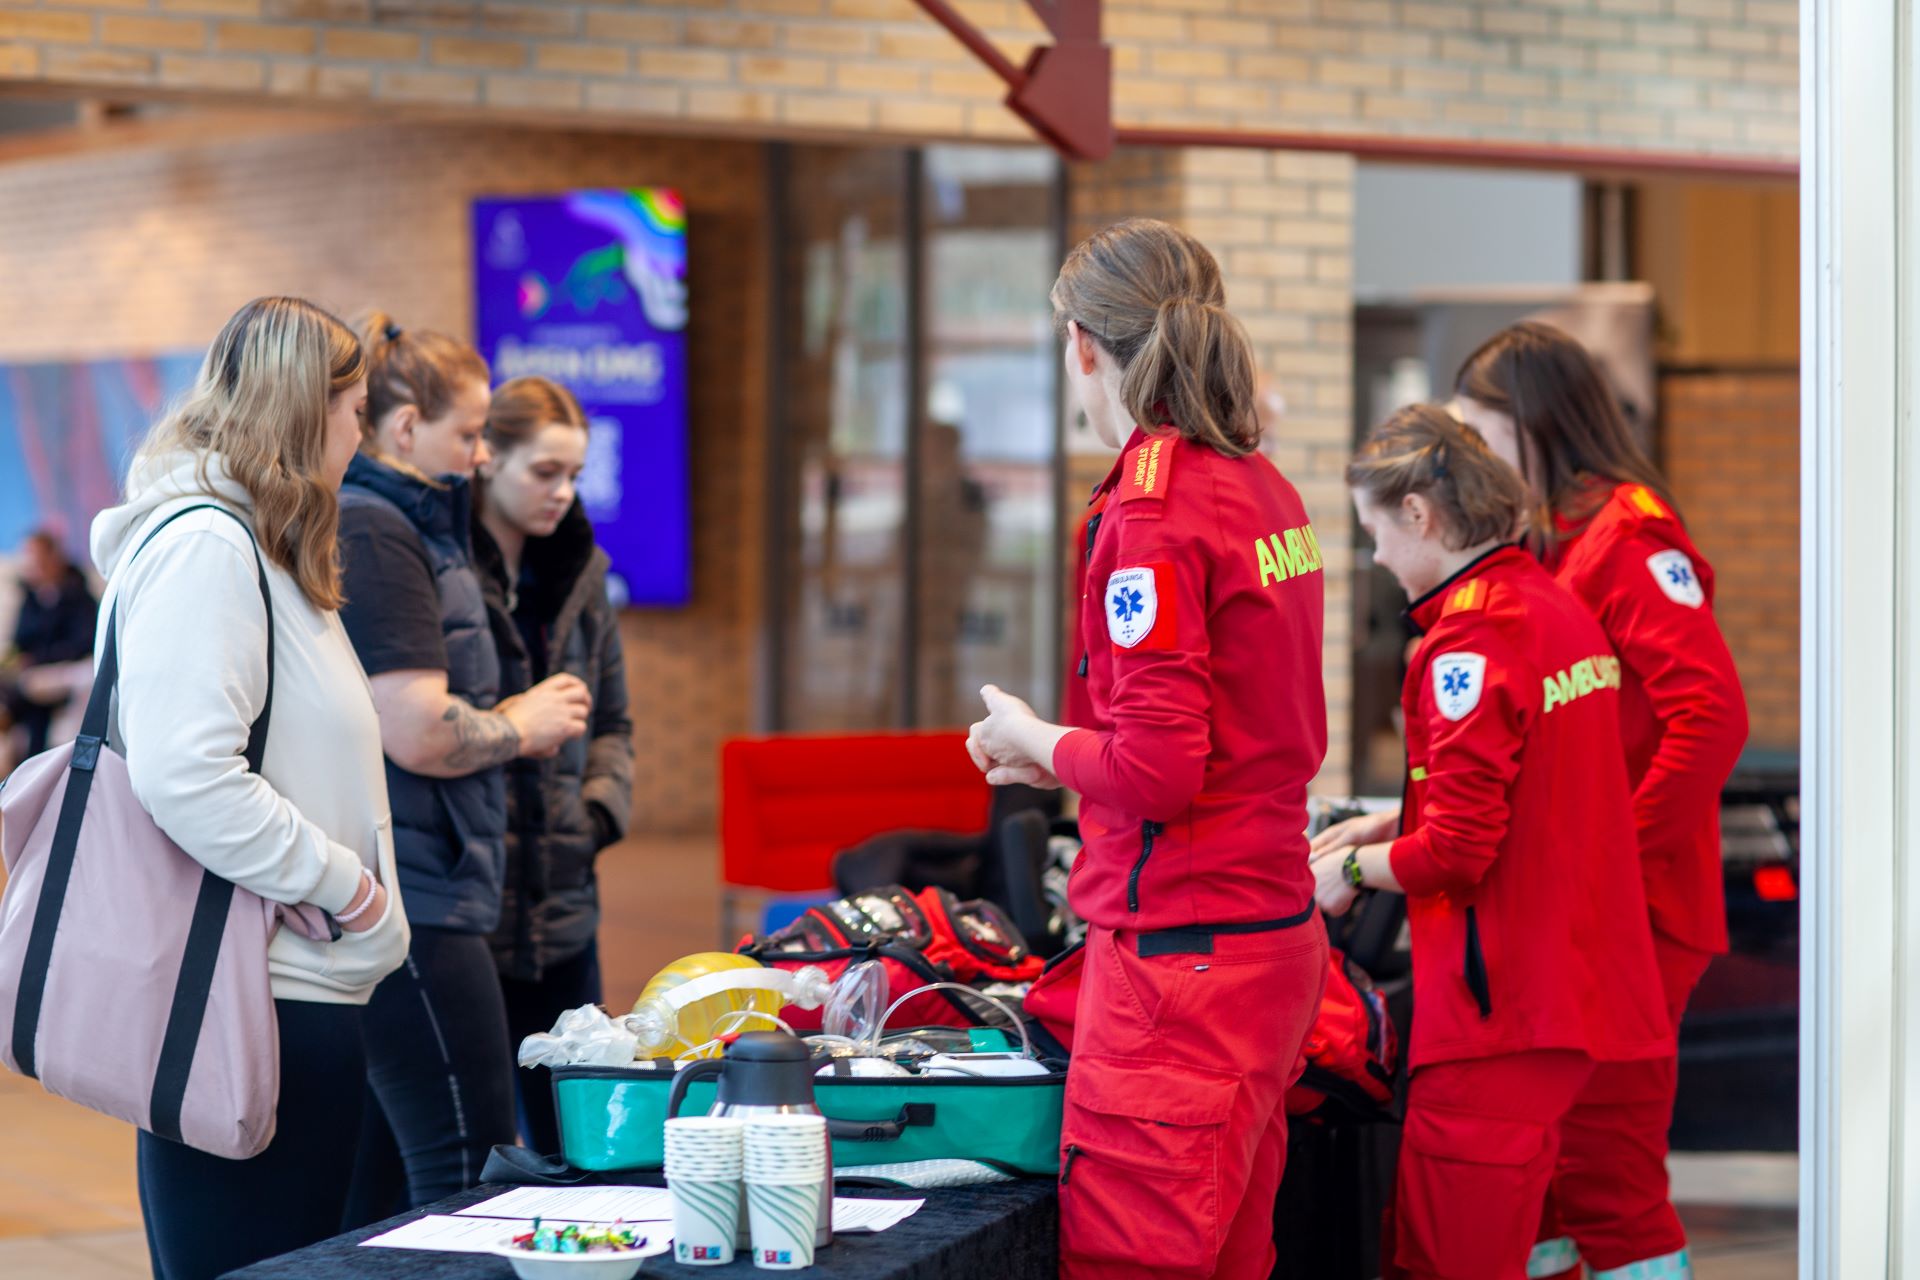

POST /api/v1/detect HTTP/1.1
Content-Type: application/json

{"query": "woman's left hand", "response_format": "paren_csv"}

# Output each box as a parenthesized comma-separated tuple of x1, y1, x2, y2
(1310, 847, 1361, 917)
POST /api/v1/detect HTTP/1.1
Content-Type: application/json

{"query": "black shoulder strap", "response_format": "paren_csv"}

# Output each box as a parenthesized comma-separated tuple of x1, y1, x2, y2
(12, 503, 275, 1153)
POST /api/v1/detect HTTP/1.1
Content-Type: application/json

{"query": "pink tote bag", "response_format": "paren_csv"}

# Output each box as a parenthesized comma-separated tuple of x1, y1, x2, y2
(0, 504, 332, 1159)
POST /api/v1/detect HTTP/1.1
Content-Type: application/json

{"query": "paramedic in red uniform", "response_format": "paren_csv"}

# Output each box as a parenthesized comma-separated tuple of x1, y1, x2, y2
(1311, 406, 1670, 1280)
(967, 217, 1330, 1280)
(1455, 323, 1748, 1280)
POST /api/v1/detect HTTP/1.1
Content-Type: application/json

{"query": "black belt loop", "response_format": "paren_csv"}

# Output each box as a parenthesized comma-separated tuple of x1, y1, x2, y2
(1134, 905, 1317, 957)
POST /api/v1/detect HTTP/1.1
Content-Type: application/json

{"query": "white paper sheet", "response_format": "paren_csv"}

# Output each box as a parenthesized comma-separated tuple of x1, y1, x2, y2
(361, 1215, 540, 1253)
(449, 1185, 924, 1235)
(831, 1197, 924, 1233)
(456, 1185, 675, 1223)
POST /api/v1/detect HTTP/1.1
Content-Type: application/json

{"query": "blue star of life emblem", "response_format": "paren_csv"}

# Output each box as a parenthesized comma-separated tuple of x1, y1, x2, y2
(1441, 667, 1472, 698)
(1112, 588, 1144, 621)
(1665, 562, 1694, 589)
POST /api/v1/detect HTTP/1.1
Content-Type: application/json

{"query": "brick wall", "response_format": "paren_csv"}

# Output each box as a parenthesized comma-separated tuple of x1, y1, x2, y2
(0, 0, 1797, 162)
(1067, 146, 1358, 792)
(0, 116, 769, 832)
(1660, 368, 1797, 753)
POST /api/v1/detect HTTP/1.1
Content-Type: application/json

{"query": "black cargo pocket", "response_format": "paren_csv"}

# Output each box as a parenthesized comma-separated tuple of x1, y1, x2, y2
(1059, 1055, 1239, 1272)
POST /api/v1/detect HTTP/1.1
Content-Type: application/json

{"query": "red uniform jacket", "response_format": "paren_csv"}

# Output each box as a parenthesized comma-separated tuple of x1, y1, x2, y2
(1543, 482, 1748, 955)
(1054, 427, 1327, 932)
(1390, 546, 1669, 1070)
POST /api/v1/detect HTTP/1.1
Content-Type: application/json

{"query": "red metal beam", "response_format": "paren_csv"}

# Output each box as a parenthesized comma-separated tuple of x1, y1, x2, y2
(1113, 125, 1799, 181)
(907, 0, 1800, 180)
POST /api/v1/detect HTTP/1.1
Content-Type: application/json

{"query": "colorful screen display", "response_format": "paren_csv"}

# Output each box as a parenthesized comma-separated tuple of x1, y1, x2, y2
(473, 189, 690, 606)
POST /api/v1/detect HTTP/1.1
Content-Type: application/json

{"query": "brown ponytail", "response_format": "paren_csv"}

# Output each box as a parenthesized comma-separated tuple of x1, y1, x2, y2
(1454, 321, 1675, 524)
(1050, 218, 1260, 457)
(359, 310, 490, 448)
(1347, 404, 1528, 551)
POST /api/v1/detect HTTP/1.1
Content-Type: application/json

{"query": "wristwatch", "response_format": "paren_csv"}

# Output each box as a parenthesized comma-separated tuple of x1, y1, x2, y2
(1342, 849, 1365, 890)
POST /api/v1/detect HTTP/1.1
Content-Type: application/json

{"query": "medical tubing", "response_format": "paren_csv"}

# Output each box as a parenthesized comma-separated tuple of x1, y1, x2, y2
(875, 983, 1034, 1060)
(673, 1008, 796, 1064)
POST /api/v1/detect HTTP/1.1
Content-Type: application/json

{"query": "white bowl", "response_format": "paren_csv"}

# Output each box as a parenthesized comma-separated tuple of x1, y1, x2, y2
(489, 1231, 668, 1280)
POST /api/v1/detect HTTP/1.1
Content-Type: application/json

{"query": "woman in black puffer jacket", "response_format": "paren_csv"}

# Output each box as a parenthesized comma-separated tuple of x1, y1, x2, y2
(472, 376, 634, 1155)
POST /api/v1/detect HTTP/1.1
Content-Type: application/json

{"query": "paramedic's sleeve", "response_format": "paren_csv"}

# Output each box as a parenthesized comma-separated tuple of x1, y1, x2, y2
(1598, 528, 1749, 877)
(1390, 641, 1530, 897)
(1052, 521, 1212, 823)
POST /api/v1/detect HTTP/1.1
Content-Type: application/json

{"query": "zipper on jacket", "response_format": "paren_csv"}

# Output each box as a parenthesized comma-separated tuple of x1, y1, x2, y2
(1127, 821, 1165, 913)
(1061, 1144, 1081, 1185)
(1463, 905, 1492, 1019)
(1074, 510, 1102, 683)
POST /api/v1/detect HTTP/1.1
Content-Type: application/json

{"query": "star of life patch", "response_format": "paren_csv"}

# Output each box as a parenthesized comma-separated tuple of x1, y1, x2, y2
(1432, 652, 1487, 721)
(1106, 566, 1159, 648)
(1646, 549, 1705, 608)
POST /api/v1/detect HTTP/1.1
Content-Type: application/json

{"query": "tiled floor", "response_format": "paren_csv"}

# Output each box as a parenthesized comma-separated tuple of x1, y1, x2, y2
(0, 835, 1799, 1278)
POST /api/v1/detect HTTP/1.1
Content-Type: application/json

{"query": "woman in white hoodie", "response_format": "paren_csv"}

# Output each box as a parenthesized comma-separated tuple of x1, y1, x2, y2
(89, 297, 410, 1280)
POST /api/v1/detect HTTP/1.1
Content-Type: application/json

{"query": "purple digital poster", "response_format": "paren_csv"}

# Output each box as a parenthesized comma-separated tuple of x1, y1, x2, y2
(473, 189, 690, 606)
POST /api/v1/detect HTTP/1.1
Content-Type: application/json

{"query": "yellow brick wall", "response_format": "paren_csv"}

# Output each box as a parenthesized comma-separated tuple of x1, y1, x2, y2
(1067, 147, 1357, 793)
(0, 0, 1796, 161)
(0, 116, 768, 834)
(1662, 368, 1798, 754)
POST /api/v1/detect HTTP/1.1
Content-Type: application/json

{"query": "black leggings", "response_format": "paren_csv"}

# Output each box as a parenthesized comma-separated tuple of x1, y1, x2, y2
(343, 925, 517, 1226)
(137, 999, 365, 1280)
(501, 940, 605, 1156)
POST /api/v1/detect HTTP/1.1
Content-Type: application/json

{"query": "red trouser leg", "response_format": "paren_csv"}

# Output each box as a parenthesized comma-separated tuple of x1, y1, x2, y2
(1058, 919, 1328, 1280)
(1387, 1050, 1595, 1280)
(1540, 934, 1714, 1274)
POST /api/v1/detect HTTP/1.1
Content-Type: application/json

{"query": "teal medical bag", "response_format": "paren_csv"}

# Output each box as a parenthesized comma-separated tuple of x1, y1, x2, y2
(551, 1060, 1066, 1177)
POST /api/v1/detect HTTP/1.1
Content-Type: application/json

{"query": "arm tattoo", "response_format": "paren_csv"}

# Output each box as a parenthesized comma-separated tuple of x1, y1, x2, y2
(441, 699, 520, 771)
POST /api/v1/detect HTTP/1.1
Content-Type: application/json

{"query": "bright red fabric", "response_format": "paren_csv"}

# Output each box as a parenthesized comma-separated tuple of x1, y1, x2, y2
(1054, 428, 1327, 932)
(1058, 922, 1328, 1280)
(1543, 483, 1748, 955)
(1389, 547, 1669, 1070)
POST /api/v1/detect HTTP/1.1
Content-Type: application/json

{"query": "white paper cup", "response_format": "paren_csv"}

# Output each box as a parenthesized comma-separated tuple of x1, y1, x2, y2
(668, 1163, 744, 1184)
(667, 1120, 745, 1152)
(669, 1175, 742, 1267)
(745, 1177, 823, 1270)
(744, 1116, 827, 1137)
(743, 1156, 825, 1178)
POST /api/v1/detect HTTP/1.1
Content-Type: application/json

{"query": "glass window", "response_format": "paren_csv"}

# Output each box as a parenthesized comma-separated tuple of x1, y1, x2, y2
(771, 144, 1063, 732)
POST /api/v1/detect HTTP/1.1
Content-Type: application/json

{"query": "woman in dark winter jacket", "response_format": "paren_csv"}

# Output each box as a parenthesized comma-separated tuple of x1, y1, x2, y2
(473, 375, 634, 1154)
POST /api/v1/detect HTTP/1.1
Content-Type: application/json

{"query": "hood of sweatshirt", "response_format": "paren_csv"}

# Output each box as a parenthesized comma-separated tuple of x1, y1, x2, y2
(90, 450, 257, 581)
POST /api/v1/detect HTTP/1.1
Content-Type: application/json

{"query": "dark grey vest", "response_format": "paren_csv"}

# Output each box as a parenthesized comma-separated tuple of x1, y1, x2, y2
(339, 454, 506, 933)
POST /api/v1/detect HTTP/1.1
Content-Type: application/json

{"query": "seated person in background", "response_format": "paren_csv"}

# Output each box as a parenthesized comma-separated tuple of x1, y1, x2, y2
(1, 529, 99, 759)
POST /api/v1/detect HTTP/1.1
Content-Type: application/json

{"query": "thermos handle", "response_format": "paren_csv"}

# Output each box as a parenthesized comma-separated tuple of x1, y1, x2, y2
(666, 1059, 726, 1119)
(826, 1104, 934, 1143)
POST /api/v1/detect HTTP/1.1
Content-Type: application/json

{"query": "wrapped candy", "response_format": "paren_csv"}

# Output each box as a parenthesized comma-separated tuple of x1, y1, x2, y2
(508, 1218, 646, 1254)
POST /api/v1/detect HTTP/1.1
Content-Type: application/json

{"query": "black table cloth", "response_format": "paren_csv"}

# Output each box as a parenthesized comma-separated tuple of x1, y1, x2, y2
(222, 1179, 1058, 1280)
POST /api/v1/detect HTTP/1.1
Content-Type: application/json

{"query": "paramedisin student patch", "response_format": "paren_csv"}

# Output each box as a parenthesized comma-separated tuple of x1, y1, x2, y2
(1646, 549, 1706, 608)
(1106, 565, 1172, 649)
(1432, 653, 1487, 721)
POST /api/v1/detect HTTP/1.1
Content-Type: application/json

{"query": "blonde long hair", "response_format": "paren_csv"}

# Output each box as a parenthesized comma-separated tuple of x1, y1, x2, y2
(135, 296, 365, 610)
(1050, 218, 1261, 458)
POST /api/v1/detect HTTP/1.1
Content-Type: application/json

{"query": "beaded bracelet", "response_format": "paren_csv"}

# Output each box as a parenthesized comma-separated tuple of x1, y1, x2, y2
(334, 868, 379, 924)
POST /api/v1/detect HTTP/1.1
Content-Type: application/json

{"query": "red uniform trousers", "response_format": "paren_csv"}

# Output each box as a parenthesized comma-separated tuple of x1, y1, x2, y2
(1058, 920, 1327, 1280)
(1533, 933, 1715, 1276)
(1387, 1050, 1596, 1280)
